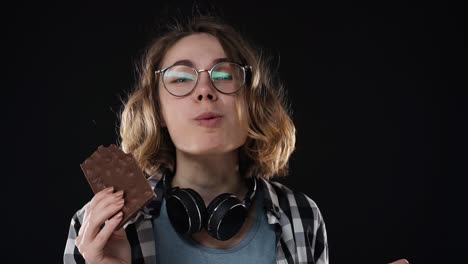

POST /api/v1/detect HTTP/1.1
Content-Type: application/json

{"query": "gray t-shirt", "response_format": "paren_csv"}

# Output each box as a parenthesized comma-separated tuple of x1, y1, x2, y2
(153, 186, 276, 263)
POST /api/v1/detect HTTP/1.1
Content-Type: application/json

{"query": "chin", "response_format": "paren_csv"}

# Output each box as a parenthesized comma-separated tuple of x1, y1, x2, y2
(188, 146, 234, 156)
(175, 136, 246, 156)
(178, 143, 242, 156)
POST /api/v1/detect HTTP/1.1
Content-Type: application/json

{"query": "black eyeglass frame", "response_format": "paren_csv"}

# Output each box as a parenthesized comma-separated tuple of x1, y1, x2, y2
(155, 61, 252, 97)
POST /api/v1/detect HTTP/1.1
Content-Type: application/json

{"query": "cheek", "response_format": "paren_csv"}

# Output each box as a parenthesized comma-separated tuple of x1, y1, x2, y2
(232, 97, 250, 144)
(158, 86, 179, 126)
(158, 95, 190, 143)
(235, 96, 249, 129)
(160, 101, 183, 130)
(160, 106, 186, 147)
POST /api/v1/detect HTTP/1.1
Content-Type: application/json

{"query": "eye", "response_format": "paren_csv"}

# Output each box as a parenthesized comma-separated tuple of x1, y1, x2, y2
(212, 71, 233, 80)
(165, 71, 196, 83)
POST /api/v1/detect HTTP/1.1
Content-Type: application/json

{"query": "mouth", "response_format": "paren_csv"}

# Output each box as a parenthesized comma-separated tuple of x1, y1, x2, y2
(194, 112, 223, 120)
(194, 112, 224, 127)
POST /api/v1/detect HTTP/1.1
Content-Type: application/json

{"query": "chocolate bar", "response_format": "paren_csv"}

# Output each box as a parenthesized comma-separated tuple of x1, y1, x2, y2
(80, 144, 156, 229)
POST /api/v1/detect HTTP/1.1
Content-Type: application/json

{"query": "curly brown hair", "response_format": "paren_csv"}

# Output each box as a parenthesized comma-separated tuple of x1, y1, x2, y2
(119, 16, 295, 179)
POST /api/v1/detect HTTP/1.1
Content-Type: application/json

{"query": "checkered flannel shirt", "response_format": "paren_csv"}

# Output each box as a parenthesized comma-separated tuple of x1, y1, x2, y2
(64, 177, 329, 264)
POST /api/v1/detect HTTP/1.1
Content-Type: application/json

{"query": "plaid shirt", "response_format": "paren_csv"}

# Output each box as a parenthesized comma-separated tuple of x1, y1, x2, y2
(64, 177, 328, 264)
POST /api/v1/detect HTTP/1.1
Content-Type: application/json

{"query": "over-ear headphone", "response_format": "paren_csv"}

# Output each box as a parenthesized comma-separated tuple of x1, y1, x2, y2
(162, 168, 257, 241)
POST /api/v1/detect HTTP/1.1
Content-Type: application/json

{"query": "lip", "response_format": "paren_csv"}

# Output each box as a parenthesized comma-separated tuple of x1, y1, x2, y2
(194, 111, 224, 128)
(194, 112, 223, 120)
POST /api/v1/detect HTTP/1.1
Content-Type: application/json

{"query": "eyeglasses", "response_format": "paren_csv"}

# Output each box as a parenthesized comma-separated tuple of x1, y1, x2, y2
(155, 62, 251, 97)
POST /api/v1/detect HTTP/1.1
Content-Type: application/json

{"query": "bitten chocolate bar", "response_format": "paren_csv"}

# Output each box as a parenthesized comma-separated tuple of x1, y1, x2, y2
(80, 144, 156, 229)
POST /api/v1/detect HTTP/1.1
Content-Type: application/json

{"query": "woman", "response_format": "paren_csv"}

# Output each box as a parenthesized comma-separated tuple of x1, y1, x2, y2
(64, 15, 328, 264)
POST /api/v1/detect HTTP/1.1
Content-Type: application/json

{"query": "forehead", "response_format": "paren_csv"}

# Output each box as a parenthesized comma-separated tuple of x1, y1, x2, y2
(161, 33, 227, 68)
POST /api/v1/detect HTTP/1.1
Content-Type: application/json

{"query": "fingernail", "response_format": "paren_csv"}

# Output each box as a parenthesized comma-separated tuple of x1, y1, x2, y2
(106, 186, 114, 192)
(116, 211, 123, 218)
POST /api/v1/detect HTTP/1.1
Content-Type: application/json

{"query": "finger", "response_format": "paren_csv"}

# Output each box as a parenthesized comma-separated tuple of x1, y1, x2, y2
(76, 220, 89, 254)
(78, 214, 90, 237)
(75, 233, 82, 247)
(92, 211, 124, 251)
(92, 190, 125, 215)
(82, 197, 125, 244)
(81, 190, 118, 237)
(84, 186, 115, 222)
(77, 218, 92, 248)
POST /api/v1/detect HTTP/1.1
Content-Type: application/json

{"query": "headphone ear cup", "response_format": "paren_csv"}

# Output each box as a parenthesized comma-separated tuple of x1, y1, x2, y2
(206, 193, 248, 241)
(166, 188, 207, 235)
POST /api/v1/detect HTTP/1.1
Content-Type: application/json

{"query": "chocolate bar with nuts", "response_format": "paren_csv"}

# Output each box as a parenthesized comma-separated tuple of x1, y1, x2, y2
(80, 144, 156, 229)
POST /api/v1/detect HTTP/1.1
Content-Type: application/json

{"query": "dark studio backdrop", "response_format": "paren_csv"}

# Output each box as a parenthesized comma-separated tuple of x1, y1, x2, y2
(7, 1, 466, 263)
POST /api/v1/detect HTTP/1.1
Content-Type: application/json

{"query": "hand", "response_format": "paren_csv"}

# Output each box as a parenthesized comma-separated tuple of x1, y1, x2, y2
(388, 259, 409, 264)
(75, 187, 131, 264)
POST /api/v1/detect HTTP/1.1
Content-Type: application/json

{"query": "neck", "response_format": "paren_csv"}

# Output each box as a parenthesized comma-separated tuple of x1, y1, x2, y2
(171, 150, 247, 205)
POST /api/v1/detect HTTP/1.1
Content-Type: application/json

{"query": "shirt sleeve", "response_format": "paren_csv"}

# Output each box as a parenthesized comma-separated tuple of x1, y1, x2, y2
(63, 207, 87, 264)
(296, 190, 329, 264)
(313, 204, 329, 264)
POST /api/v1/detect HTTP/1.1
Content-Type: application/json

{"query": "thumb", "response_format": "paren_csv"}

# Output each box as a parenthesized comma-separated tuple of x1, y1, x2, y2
(113, 225, 127, 237)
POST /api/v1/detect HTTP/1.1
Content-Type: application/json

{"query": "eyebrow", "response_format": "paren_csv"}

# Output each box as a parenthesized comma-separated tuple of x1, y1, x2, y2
(169, 58, 230, 68)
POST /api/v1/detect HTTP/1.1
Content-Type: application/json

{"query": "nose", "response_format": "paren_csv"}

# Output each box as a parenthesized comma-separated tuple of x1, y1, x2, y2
(193, 70, 217, 102)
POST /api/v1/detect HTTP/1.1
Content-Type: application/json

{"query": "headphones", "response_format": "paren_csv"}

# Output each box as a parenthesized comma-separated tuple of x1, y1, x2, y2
(162, 168, 257, 241)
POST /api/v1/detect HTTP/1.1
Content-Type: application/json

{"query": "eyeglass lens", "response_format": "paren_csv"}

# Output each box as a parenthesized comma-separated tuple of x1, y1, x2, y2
(162, 62, 245, 96)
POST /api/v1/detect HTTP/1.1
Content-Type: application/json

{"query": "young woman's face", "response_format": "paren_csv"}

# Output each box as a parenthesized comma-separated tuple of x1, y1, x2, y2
(158, 33, 249, 156)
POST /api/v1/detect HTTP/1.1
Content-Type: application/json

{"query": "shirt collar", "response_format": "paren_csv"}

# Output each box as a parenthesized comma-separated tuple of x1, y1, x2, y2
(258, 178, 282, 220)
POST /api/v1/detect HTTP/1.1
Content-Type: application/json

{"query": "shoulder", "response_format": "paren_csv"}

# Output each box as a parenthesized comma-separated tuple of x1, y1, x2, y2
(261, 178, 329, 263)
(260, 178, 327, 237)
(261, 178, 323, 214)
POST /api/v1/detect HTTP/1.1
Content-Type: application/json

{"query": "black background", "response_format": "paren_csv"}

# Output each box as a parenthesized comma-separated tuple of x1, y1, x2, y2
(8, 1, 466, 263)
